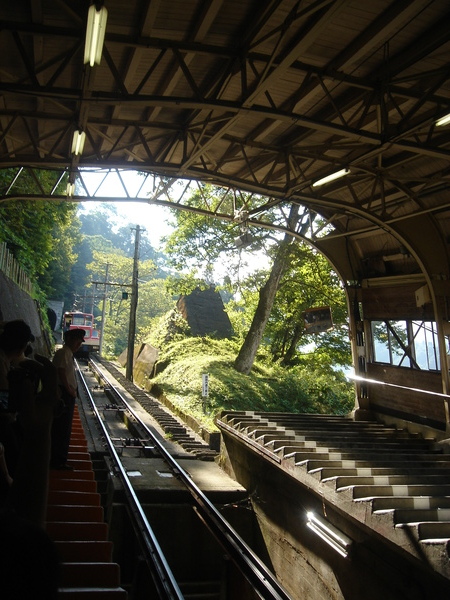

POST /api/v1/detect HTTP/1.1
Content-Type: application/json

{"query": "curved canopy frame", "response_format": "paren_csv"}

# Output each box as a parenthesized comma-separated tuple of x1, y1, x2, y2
(0, 1, 448, 290)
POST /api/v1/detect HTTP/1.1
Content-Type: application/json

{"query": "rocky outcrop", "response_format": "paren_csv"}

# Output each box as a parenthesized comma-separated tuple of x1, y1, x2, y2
(118, 342, 159, 389)
(177, 287, 232, 339)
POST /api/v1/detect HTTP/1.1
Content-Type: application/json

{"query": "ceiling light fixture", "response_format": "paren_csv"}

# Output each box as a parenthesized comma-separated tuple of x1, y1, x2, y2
(312, 168, 350, 187)
(66, 182, 75, 198)
(84, 4, 108, 67)
(71, 130, 86, 155)
(306, 512, 352, 558)
(436, 113, 450, 127)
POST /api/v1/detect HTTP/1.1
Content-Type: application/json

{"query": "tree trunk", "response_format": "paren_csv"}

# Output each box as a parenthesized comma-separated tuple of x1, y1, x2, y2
(234, 205, 300, 374)
(281, 321, 304, 366)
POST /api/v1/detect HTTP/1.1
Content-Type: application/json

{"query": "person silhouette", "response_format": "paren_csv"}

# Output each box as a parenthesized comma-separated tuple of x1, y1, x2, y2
(50, 328, 85, 469)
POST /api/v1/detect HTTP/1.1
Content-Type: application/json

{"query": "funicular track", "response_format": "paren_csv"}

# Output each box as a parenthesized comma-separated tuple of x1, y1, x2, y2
(70, 356, 293, 600)
(92, 357, 217, 460)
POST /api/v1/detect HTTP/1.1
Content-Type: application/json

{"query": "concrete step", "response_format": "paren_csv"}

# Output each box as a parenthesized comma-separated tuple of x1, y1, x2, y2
(222, 411, 357, 425)
(47, 504, 104, 522)
(270, 424, 411, 435)
(50, 469, 95, 482)
(48, 490, 101, 506)
(262, 432, 415, 446)
(261, 423, 413, 433)
(331, 474, 450, 489)
(67, 449, 91, 458)
(393, 508, 450, 524)
(289, 450, 442, 464)
(417, 522, 450, 540)
(57, 587, 128, 599)
(394, 521, 450, 545)
(317, 466, 450, 479)
(229, 415, 409, 433)
(69, 440, 89, 449)
(303, 458, 450, 472)
(48, 478, 98, 493)
(55, 459, 94, 471)
(350, 484, 450, 500)
(46, 521, 109, 541)
(272, 440, 430, 458)
(371, 496, 450, 512)
(60, 562, 121, 587)
(55, 541, 114, 563)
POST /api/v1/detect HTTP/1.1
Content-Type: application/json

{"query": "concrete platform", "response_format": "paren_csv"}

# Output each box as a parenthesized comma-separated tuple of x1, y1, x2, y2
(112, 456, 247, 503)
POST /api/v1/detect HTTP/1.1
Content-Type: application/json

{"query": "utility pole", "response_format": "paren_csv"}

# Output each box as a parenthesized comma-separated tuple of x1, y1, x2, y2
(126, 225, 142, 381)
(99, 263, 110, 357)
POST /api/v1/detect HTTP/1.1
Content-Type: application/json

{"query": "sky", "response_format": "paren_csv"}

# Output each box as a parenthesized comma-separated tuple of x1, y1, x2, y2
(75, 168, 176, 247)
(97, 201, 174, 248)
(76, 169, 273, 277)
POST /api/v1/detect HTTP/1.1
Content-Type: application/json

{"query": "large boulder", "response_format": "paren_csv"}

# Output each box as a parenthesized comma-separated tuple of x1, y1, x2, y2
(177, 287, 232, 339)
(118, 342, 159, 389)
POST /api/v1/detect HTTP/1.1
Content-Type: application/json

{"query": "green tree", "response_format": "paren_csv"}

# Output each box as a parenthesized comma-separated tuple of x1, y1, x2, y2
(266, 243, 350, 368)
(163, 184, 267, 286)
(163, 184, 350, 374)
(86, 250, 173, 357)
(233, 204, 300, 373)
(78, 204, 167, 271)
(0, 167, 80, 300)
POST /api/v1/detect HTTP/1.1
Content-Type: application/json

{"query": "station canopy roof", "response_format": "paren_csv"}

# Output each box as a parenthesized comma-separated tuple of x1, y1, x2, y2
(1, 0, 450, 282)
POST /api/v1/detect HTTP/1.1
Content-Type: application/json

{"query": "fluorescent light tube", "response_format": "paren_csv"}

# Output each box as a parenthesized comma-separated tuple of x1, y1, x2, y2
(306, 512, 352, 558)
(436, 113, 450, 127)
(71, 130, 86, 155)
(84, 5, 108, 67)
(66, 183, 75, 197)
(312, 168, 350, 187)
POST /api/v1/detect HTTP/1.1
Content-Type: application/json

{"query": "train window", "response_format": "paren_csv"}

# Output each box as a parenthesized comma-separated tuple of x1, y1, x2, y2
(72, 315, 85, 326)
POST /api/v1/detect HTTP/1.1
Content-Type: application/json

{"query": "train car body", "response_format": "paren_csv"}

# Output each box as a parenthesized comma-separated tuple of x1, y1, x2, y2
(63, 311, 100, 355)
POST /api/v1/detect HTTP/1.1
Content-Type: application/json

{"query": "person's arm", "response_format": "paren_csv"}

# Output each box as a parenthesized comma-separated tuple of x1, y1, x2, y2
(57, 365, 77, 398)
(53, 348, 77, 398)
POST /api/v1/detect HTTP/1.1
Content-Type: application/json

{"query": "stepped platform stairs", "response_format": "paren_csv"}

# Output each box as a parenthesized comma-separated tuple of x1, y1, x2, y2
(218, 411, 450, 581)
(46, 405, 128, 599)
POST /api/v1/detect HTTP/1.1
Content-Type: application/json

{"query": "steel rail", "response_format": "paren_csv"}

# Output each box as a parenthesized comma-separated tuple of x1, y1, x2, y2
(75, 359, 185, 600)
(88, 357, 293, 600)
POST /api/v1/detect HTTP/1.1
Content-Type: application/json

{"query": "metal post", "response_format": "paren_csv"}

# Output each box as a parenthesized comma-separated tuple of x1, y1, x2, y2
(126, 225, 141, 381)
(99, 263, 109, 357)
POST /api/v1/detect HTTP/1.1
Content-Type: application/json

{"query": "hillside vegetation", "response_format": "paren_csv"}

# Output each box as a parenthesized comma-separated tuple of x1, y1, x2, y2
(148, 337, 355, 431)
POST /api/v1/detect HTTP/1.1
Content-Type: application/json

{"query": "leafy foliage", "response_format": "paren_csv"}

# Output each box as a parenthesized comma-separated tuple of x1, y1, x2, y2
(150, 337, 354, 430)
(144, 308, 191, 348)
(265, 242, 350, 367)
(162, 183, 269, 288)
(162, 184, 351, 370)
(78, 204, 167, 272)
(0, 168, 80, 299)
(84, 249, 174, 357)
